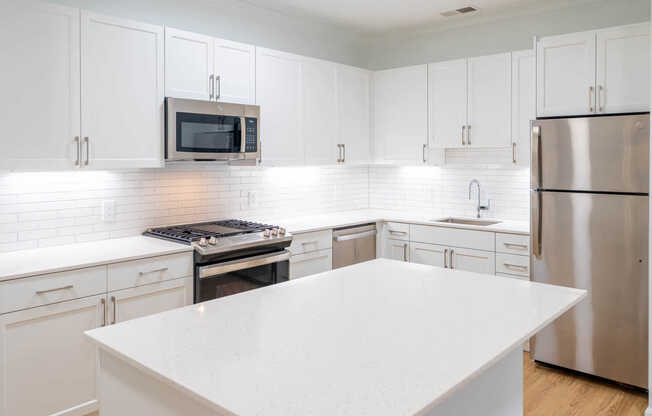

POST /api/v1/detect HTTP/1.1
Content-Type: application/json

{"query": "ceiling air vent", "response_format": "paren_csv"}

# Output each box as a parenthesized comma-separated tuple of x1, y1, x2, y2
(440, 6, 478, 17)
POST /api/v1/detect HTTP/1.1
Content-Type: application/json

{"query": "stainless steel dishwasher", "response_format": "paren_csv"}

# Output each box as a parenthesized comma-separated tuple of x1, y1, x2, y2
(332, 223, 377, 269)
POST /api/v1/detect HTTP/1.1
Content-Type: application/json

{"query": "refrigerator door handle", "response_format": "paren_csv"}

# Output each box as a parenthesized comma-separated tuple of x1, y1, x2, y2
(531, 124, 541, 189)
(531, 191, 542, 258)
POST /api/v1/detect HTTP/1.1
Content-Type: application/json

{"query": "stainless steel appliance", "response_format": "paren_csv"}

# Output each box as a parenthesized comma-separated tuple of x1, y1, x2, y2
(332, 224, 377, 269)
(165, 98, 260, 163)
(144, 220, 291, 303)
(531, 113, 649, 389)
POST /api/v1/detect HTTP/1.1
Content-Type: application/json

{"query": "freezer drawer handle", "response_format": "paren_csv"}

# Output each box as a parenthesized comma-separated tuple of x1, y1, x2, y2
(334, 230, 377, 242)
(531, 191, 542, 258)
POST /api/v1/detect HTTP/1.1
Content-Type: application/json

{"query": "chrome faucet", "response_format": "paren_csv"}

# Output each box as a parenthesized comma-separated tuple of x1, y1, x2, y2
(468, 179, 489, 218)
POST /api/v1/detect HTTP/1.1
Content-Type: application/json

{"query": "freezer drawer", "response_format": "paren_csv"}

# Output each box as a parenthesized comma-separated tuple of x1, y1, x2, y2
(531, 191, 648, 388)
(532, 114, 649, 193)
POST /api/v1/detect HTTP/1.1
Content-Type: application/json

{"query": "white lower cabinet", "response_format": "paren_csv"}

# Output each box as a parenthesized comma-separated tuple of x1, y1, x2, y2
(290, 249, 332, 280)
(383, 238, 409, 262)
(109, 277, 193, 324)
(0, 295, 105, 416)
(410, 242, 447, 268)
(450, 247, 495, 274)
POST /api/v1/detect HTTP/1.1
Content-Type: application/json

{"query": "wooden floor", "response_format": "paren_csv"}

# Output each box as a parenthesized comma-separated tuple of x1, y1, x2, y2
(524, 352, 648, 416)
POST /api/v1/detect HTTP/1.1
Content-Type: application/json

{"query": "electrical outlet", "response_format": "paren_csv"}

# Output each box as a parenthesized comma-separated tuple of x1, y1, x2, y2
(102, 200, 115, 222)
(247, 191, 258, 208)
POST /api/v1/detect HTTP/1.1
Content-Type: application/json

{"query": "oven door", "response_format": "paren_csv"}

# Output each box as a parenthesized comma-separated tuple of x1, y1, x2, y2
(195, 250, 290, 303)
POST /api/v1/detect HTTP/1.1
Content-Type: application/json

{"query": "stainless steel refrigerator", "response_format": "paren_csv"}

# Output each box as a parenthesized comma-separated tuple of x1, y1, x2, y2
(531, 113, 649, 389)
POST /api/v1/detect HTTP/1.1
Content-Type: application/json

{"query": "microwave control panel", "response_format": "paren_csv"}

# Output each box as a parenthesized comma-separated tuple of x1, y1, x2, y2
(245, 118, 258, 153)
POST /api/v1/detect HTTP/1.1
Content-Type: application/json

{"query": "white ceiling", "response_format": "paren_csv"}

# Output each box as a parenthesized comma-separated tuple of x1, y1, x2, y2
(242, 0, 579, 34)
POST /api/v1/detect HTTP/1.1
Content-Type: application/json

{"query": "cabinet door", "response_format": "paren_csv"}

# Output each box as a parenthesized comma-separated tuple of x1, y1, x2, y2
(374, 65, 428, 163)
(165, 27, 214, 100)
(256, 48, 304, 165)
(467, 53, 512, 148)
(0, 295, 105, 416)
(511, 50, 536, 166)
(0, 2, 80, 170)
(109, 277, 192, 324)
(450, 247, 495, 275)
(537, 31, 596, 117)
(82, 12, 164, 169)
(214, 38, 256, 105)
(337, 65, 372, 164)
(383, 238, 409, 262)
(596, 23, 650, 114)
(428, 59, 468, 149)
(410, 242, 447, 268)
(303, 58, 338, 165)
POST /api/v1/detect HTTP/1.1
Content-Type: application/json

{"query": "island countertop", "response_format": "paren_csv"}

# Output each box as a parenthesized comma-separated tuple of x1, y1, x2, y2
(85, 259, 585, 416)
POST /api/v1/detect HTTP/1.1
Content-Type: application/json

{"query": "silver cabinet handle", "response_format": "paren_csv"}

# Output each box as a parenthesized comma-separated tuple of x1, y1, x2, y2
(449, 249, 454, 269)
(461, 125, 466, 145)
(138, 267, 169, 276)
(504, 263, 528, 272)
(334, 230, 377, 242)
(74, 136, 81, 167)
(100, 298, 106, 327)
(83, 137, 90, 166)
(209, 74, 214, 100)
(337, 144, 342, 162)
(216, 75, 221, 100)
(457, 252, 489, 260)
(531, 125, 541, 189)
(341, 144, 345, 163)
(403, 243, 408, 262)
(422, 143, 427, 163)
(589, 86, 594, 112)
(110, 296, 117, 325)
(504, 242, 528, 250)
(444, 248, 448, 268)
(301, 240, 318, 247)
(388, 230, 407, 236)
(512, 142, 517, 164)
(35, 284, 73, 295)
(466, 125, 471, 145)
(598, 85, 604, 112)
(292, 254, 329, 264)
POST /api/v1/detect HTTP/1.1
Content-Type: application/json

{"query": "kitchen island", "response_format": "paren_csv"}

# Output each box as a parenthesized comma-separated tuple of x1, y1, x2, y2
(85, 259, 585, 416)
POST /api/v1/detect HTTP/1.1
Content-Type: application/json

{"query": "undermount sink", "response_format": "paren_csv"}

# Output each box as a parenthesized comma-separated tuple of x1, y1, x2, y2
(432, 217, 502, 226)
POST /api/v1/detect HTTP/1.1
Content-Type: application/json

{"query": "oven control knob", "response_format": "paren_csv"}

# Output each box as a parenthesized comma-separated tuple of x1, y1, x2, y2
(271, 228, 279, 237)
(263, 229, 271, 238)
(278, 228, 286, 236)
(208, 236, 217, 245)
(198, 237, 208, 247)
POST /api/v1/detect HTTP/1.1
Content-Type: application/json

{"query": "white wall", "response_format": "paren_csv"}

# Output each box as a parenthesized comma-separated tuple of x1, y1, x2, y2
(45, 0, 365, 67)
(362, 0, 651, 70)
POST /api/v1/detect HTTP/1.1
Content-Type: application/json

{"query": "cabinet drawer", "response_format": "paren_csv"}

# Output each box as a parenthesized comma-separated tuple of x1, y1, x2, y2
(411, 225, 494, 251)
(289, 230, 332, 255)
(496, 233, 530, 255)
(290, 249, 332, 280)
(496, 253, 530, 277)
(383, 222, 410, 241)
(0, 266, 107, 314)
(108, 253, 193, 291)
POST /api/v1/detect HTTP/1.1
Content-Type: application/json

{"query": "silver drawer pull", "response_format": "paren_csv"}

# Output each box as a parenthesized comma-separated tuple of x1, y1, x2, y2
(456, 253, 488, 260)
(301, 241, 318, 246)
(292, 254, 329, 264)
(139, 267, 169, 276)
(36, 285, 74, 295)
(504, 263, 528, 272)
(504, 243, 528, 250)
(388, 230, 407, 235)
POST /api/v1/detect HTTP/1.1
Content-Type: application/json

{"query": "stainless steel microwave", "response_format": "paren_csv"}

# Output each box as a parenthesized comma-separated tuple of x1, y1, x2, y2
(165, 98, 260, 162)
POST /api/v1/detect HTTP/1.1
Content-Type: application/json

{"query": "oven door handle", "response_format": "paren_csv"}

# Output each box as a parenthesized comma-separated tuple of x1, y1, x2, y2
(198, 250, 291, 279)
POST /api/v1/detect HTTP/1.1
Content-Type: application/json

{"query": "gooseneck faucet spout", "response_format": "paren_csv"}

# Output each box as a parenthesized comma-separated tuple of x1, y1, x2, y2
(468, 179, 489, 219)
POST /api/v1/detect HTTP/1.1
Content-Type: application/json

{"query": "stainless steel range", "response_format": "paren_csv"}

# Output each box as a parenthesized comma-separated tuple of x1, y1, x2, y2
(144, 220, 292, 303)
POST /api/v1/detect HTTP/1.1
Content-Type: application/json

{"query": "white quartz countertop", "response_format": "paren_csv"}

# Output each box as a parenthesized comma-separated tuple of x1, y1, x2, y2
(0, 236, 193, 282)
(261, 209, 530, 235)
(86, 259, 584, 416)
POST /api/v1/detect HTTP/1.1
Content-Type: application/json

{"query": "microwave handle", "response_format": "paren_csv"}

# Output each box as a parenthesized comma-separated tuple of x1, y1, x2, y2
(198, 250, 291, 279)
(240, 117, 246, 153)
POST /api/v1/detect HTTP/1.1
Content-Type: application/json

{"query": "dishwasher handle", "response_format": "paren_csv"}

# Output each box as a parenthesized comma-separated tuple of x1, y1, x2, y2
(333, 230, 377, 242)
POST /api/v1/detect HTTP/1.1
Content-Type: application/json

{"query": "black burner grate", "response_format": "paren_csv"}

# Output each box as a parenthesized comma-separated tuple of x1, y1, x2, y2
(144, 219, 275, 244)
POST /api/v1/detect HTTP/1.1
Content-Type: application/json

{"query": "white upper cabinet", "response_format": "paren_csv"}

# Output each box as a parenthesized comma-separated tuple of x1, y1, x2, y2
(511, 50, 536, 166)
(303, 58, 339, 165)
(256, 48, 304, 165)
(537, 31, 597, 116)
(429, 59, 468, 149)
(0, 2, 81, 170)
(374, 65, 428, 164)
(213, 38, 256, 104)
(596, 23, 650, 114)
(165, 27, 213, 101)
(337, 65, 372, 164)
(467, 53, 512, 148)
(81, 11, 164, 169)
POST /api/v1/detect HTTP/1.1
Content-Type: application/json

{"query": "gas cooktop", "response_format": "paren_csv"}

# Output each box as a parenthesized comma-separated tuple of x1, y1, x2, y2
(144, 219, 291, 256)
